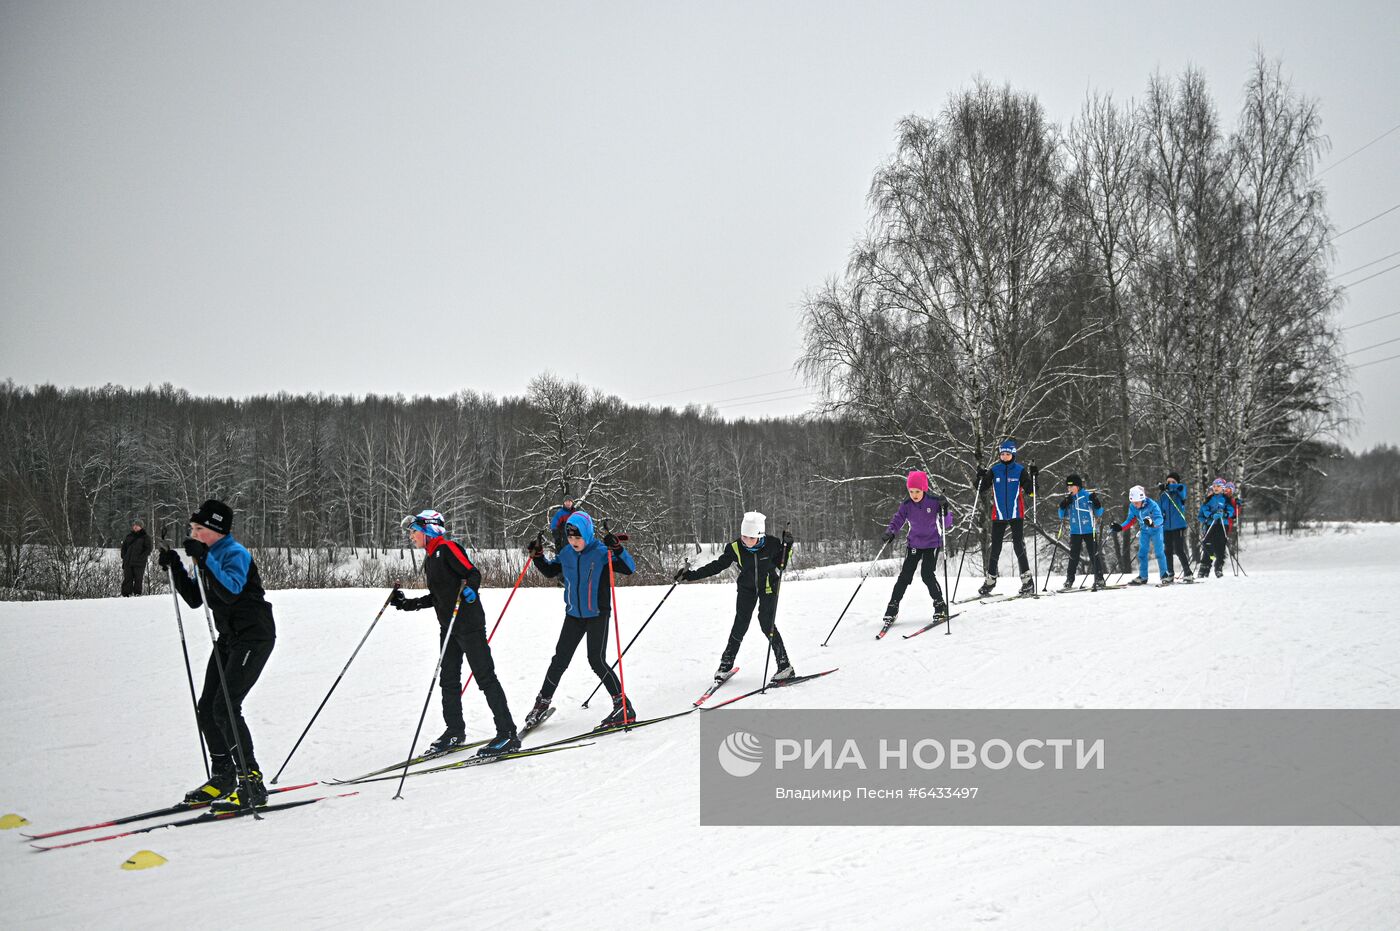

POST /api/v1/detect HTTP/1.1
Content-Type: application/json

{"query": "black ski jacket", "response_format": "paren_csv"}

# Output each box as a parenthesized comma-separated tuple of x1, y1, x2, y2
(684, 536, 790, 595)
(399, 536, 487, 627)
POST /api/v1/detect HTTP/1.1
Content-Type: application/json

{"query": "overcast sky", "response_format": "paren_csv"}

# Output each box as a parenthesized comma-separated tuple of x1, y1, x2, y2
(2, 1, 1397, 447)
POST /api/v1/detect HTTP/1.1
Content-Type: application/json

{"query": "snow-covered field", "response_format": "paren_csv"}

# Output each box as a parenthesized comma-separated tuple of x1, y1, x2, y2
(2, 525, 1398, 929)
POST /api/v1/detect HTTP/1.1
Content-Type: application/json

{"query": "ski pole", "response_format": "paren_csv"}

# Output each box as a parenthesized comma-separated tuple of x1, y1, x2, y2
(948, 464, 990, 605)
(604, 547, 631, 728)
(820, 535, 894, 647)
(393, 581, 468, 800)
(164, 551, 209, 780)
(190, 552, 261, 820)
(1030, 463, 1039, 587)
(760, 524, 792, 694)
(582, 563, 686, 708)
(1041, 521, 1064, 592)
(461, 558, 531, 697)
(271, 587, 396, 784)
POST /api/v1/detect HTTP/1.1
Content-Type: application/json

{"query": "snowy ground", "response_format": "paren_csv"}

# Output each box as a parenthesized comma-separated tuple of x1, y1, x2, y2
(2, 524, 1398, 929)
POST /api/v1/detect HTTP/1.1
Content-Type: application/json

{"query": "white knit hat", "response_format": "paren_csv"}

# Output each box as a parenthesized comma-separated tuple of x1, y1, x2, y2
(740, 511, 766, 537)
(1128, 485, 1147, 504)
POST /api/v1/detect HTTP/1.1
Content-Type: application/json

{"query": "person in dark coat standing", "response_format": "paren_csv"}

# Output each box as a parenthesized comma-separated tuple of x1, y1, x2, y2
(120, 519, 152, 596)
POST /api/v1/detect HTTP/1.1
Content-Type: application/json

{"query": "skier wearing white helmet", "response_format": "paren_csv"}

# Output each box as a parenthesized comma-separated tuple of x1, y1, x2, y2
(1110, 485, 1170, 586)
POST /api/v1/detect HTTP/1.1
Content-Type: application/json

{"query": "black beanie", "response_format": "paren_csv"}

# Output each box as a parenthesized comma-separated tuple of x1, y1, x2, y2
(1066, 474, 1082, 487)
(190, 499, 233, 535)
(1167, 471, 1181, 482)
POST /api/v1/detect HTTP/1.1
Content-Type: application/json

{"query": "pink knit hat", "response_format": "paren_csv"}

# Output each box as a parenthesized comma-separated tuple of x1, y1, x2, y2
(906, 470, 929, 492)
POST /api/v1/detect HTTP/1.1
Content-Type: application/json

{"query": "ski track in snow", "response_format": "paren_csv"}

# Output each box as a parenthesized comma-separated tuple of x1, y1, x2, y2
(2, 525, 1400, 928)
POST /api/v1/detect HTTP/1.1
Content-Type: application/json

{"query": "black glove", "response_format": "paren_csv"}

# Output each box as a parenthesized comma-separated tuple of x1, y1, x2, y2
(157, 546, 181, 570)
(526, 538, 544, 558)
(1144, 517, 1155, 528)
(182, 538, 208, 561)
(389, 587, 407, 609)
(1059, 495, 1073, 511)
(781, 529, 794, 547)
(602, 532, 622, 552)
(1157, 482, 1166, 491)
(1110, 522, 1123, 533)
(881, 530, 896, 542)
(673, 566, 690, 583)
(976, 466, 989, 481)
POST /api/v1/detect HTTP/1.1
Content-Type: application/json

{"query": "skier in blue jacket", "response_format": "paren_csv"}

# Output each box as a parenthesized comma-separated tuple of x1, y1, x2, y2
(976, 440, 1038, 596)
(1156, 471, 1194, 583)
(524, 510, 638, 729)
(1111, 485, 1170, 585)
(1196, 478, 1235, 579)
(1056, 474, 1106, 591)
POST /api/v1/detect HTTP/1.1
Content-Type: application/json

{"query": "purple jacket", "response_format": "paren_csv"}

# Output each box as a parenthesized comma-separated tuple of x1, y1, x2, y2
(886, 495, 955, 549)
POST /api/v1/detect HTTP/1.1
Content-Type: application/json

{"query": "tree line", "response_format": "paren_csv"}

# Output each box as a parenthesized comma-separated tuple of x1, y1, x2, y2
(800, 55, 1347, 550)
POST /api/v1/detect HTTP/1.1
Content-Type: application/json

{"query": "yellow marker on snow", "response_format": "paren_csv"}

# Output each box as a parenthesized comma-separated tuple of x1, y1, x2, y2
(120, 850, 168, 871)
(0, 813, 30, 829)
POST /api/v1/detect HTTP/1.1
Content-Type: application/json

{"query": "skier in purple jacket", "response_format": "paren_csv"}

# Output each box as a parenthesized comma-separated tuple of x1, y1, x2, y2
(881, 470, 955, 626)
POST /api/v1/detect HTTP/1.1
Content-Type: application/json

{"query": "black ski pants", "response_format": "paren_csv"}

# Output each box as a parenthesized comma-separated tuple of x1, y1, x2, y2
(887, 547, 944, 612)
(987, 518, 1030, 576)
(722, 586, 789, 669)
(121, 564, 145, 596)
(1164, 528, 1191, 576)
(1199, 522, 1228, 574)
(540, 614, 620, 702)
(1065, 533, 1104, 583)
(198, 637, 274, 773)
(440, 615, 515, 738)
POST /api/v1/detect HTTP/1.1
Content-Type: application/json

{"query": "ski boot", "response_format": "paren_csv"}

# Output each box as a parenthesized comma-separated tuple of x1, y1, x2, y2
(769, 664, 797, 685)
(1215, 567, 1223, 578)
(877, 612, 898, 638)
(599, 695, 637, 729)
(1018, 571, 1036, 596)
(977, 575, 997, 597)
(1179, 573, 1195, 584)
(1196, 564, 1209, 579)
(1059, 579, 1076, 592)
(212, 769, 267, 811)
(1158, 576, 1175, 587)
(1091, 577, 1106, 592)
(933, 599, 949, 620)
(477, 731, 522, 757)
(714, 660, 736, 683)
(522, 694, 553, 730)
(427, 729, 467, 756)
(1127, 576, 1148, 586)
(183, 761, 237, 805)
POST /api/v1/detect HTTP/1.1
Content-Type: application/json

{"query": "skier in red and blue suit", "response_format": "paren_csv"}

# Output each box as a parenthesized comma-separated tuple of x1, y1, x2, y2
(976, 440, 1038, 596)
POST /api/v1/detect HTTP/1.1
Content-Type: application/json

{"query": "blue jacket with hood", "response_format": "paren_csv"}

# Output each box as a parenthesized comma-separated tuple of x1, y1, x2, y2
(532, 511, 635, 619)
(1057, 489, 1103, 535)
(1159, 482, 1189, 532)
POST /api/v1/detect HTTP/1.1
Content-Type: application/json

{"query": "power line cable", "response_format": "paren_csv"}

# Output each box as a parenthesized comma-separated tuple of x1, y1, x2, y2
(1333, 203, 1400, 240)
(1342, 308, 1400, 331)
(1338, 261, 1400, 289)
(1345, 335, 1400, 357)
(1317, 121, 1400, 177)
(1351, 351, 1400, 370)
(1334, 249, 1400, 278)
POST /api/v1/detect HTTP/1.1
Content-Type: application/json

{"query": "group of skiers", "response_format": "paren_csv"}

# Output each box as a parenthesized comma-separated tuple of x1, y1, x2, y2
(160, 440, 1242, 811)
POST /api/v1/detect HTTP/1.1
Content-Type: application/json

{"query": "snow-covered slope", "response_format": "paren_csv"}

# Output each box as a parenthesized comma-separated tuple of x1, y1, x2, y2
(2, 525, 1398, 929)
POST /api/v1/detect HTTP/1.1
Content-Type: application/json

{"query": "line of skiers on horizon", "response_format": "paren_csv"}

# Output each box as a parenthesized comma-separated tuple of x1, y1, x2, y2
(154, 439, 1243, 814)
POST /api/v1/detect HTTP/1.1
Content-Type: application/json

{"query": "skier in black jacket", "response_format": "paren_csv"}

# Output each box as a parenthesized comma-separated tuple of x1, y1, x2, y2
(677, 511, 797, 686)
(158, 499, 275, 810)
(391, 509, 519, 756)
(119, 519, 152, 596)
